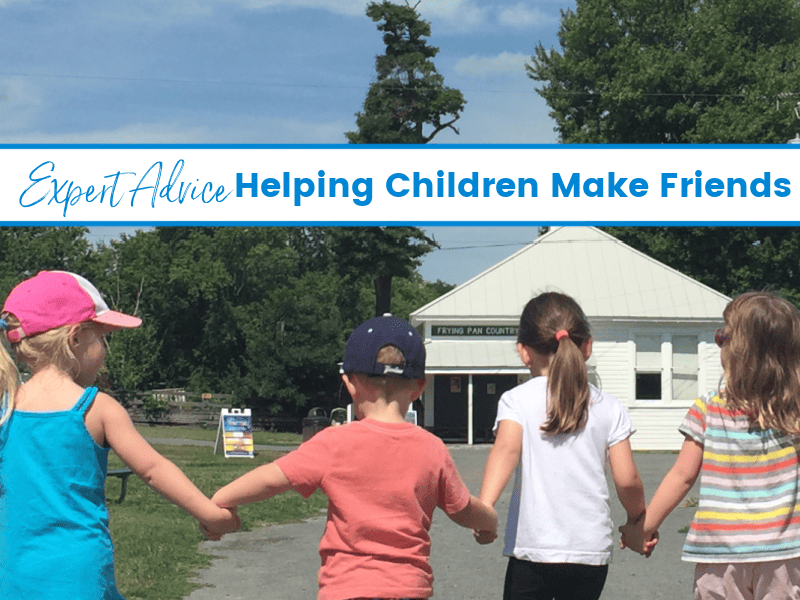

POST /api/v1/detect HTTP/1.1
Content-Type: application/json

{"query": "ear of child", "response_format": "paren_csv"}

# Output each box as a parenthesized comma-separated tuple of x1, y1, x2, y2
(68, 323, 109, 388)
(342, 373, 424, 422)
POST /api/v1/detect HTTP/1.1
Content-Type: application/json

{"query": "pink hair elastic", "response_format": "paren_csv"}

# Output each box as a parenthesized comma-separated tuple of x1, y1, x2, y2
(555, 330, 569, 341)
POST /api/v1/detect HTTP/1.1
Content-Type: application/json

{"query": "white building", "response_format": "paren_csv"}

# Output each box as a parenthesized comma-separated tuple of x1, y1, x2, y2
(410, 226, 729, 450)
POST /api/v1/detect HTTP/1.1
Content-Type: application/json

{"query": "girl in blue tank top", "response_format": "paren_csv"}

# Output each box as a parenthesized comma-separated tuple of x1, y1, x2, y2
(0, 271, 240, 600)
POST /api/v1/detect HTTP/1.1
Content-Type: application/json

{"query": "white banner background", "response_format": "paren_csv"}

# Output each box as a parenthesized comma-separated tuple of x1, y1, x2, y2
(3, 145, 798, 224)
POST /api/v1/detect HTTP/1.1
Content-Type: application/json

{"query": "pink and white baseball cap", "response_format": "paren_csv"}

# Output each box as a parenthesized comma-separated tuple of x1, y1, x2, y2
(2, 271, 142, 343)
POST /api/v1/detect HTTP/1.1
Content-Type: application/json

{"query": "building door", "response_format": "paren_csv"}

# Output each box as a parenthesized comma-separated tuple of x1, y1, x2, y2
(472, 375, 518, 442)
(434, 375, 468, 441)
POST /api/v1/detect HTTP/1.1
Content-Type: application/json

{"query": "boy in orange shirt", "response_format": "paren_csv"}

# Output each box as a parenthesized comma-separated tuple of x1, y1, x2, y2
(209, 315, 497, 600)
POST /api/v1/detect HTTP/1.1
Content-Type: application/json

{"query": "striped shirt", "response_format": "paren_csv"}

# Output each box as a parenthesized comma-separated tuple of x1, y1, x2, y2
(679, 392, 800, 563)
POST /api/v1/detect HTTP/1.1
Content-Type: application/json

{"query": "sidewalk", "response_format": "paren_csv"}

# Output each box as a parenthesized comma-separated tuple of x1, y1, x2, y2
(183, 446, 699, 600)
(144, 437, 299, 453)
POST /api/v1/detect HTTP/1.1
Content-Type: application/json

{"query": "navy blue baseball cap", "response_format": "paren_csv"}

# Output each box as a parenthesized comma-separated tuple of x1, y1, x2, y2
(342, 315, 426, 379)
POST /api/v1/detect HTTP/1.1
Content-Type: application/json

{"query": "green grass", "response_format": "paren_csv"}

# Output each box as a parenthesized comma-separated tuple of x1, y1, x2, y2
(107, 443, 326, 600)
(678, 497, 700, 533)
(134, 425, 302, 446)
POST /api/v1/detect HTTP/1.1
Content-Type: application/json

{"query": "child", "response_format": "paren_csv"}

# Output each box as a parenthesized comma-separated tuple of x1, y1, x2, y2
(477, 292, 648, 600)
(0, 270, 240, 600)
(620, 291, 800, 599)
(209, 314, 498, 600)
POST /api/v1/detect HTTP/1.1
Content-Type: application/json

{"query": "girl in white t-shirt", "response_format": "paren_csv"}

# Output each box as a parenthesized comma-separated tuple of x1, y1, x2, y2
(476, 291, 650, 600)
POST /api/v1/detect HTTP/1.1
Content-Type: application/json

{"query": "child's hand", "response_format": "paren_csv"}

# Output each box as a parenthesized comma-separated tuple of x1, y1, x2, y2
(621, 529, 658, 558)
(200, 506, 241, 541)
(618, 518, 658, 558)
(643, 530, 659, 557)
(473, 529, 497, 545)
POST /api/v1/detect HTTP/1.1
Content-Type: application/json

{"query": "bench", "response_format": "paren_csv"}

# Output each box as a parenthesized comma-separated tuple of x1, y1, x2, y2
(106, 468, 134, 504)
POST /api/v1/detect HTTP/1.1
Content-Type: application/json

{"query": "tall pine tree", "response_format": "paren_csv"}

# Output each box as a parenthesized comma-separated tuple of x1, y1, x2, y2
(346, 1, 466, 144)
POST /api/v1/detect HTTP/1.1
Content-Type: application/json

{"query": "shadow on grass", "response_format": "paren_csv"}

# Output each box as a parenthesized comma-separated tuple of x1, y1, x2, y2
(108, 444, 326, 600)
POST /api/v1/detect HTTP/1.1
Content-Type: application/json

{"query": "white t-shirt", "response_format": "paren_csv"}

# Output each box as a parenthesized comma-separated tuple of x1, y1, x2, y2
(494, 376, 634, 565)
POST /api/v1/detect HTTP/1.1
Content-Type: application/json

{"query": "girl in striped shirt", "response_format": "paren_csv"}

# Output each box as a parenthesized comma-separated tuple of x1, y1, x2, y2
(621, 291, 800, 599)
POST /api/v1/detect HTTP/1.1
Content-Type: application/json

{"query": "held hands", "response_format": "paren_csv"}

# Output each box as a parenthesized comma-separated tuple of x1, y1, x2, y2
(199, 505, 241, 541)
(618, 514, 658, 558)
(471, 497, 498, 545)
(473, 529, 498, 545)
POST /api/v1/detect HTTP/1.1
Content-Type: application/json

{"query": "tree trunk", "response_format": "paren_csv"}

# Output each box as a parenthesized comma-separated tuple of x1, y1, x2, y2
(374, 275, 393, 316)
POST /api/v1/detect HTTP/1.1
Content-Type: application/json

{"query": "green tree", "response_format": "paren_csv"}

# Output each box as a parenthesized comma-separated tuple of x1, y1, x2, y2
(346, 1, 466, 144)
(0, 227, 93, 299)
(103, 228, 306, 396)
(93, 227, 444, 415)
(234, 268, 345, 414)
(529, 0, 800, 143)
(326, 227, 439, 317)
(0, 227, 449, 415)
(0, 227, 145, 391)
(603, 227, 800, 306)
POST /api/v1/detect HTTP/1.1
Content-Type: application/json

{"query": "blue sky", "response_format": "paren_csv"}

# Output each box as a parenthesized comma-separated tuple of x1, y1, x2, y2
(0, 0, 570, 144)
(6, 0, 563, 285)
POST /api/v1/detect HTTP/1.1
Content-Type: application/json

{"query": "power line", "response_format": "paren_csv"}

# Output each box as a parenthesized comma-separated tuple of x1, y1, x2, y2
(0, 69, 538, 95)
(0, 70, 365, 90)
(436, 242, 533, 251)
(0, 70, 768, 99)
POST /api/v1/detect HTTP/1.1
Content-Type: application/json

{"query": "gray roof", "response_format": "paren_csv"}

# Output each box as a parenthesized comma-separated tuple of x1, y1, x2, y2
(412, 227, 730, 322)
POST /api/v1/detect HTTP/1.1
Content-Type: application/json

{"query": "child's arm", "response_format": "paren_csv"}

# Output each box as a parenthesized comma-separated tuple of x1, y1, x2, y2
(608, 437, 651, 555)
(99, 394, 240, 536)
(639, 437, 703, 543)
(478, 420, 522, 507)
(471, 420, 522, 544)
(447, 495, 498, 534)
(210, 462, 293, 508)
(609, 437, 646, 520)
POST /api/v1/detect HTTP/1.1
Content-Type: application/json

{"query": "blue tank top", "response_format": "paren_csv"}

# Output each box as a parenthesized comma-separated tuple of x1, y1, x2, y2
(0, 387, 125, 599)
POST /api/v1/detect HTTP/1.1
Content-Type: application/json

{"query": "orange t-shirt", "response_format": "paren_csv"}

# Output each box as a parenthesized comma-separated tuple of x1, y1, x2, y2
(275, 419, 471, 600)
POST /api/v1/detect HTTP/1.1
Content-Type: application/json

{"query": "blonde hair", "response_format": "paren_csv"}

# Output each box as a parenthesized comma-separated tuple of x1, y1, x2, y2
(0, 312, 87, 425)
(0, 340, 18, 427)
(517, 292, 592, 435)
(722, 291, 800, 435)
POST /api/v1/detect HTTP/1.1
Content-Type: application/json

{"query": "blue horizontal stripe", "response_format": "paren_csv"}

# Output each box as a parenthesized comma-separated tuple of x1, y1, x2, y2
(684, 540, 800, 554)
(704, 427, 777, 441)
(701, 481, 799, 499)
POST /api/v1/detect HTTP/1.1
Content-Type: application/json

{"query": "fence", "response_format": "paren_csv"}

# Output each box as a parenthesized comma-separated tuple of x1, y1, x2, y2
(126, 392, 301, 432)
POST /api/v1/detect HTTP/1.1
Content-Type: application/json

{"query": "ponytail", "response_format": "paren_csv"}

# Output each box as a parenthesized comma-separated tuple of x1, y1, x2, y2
(517, 292, 592, 435)
(542, 331, 590, 435)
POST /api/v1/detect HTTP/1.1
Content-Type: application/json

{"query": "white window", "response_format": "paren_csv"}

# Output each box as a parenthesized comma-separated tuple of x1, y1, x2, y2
(635, 334, 662, 400)
(635, 333, 699, 401)
(672, 335, 699, 400)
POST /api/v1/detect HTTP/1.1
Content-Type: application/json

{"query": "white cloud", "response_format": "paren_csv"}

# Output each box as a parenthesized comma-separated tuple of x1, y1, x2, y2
(233, 0, 366, 16)
(418, 0, 489, 31)
(454, 52, 528, 79)
(236, 0, 489, 30)
(498, 3, 557, 28)
(25, 0, 491, 32)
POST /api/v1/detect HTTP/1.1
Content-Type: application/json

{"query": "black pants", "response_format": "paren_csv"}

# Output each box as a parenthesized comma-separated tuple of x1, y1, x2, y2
(503, 557, 609, 600)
